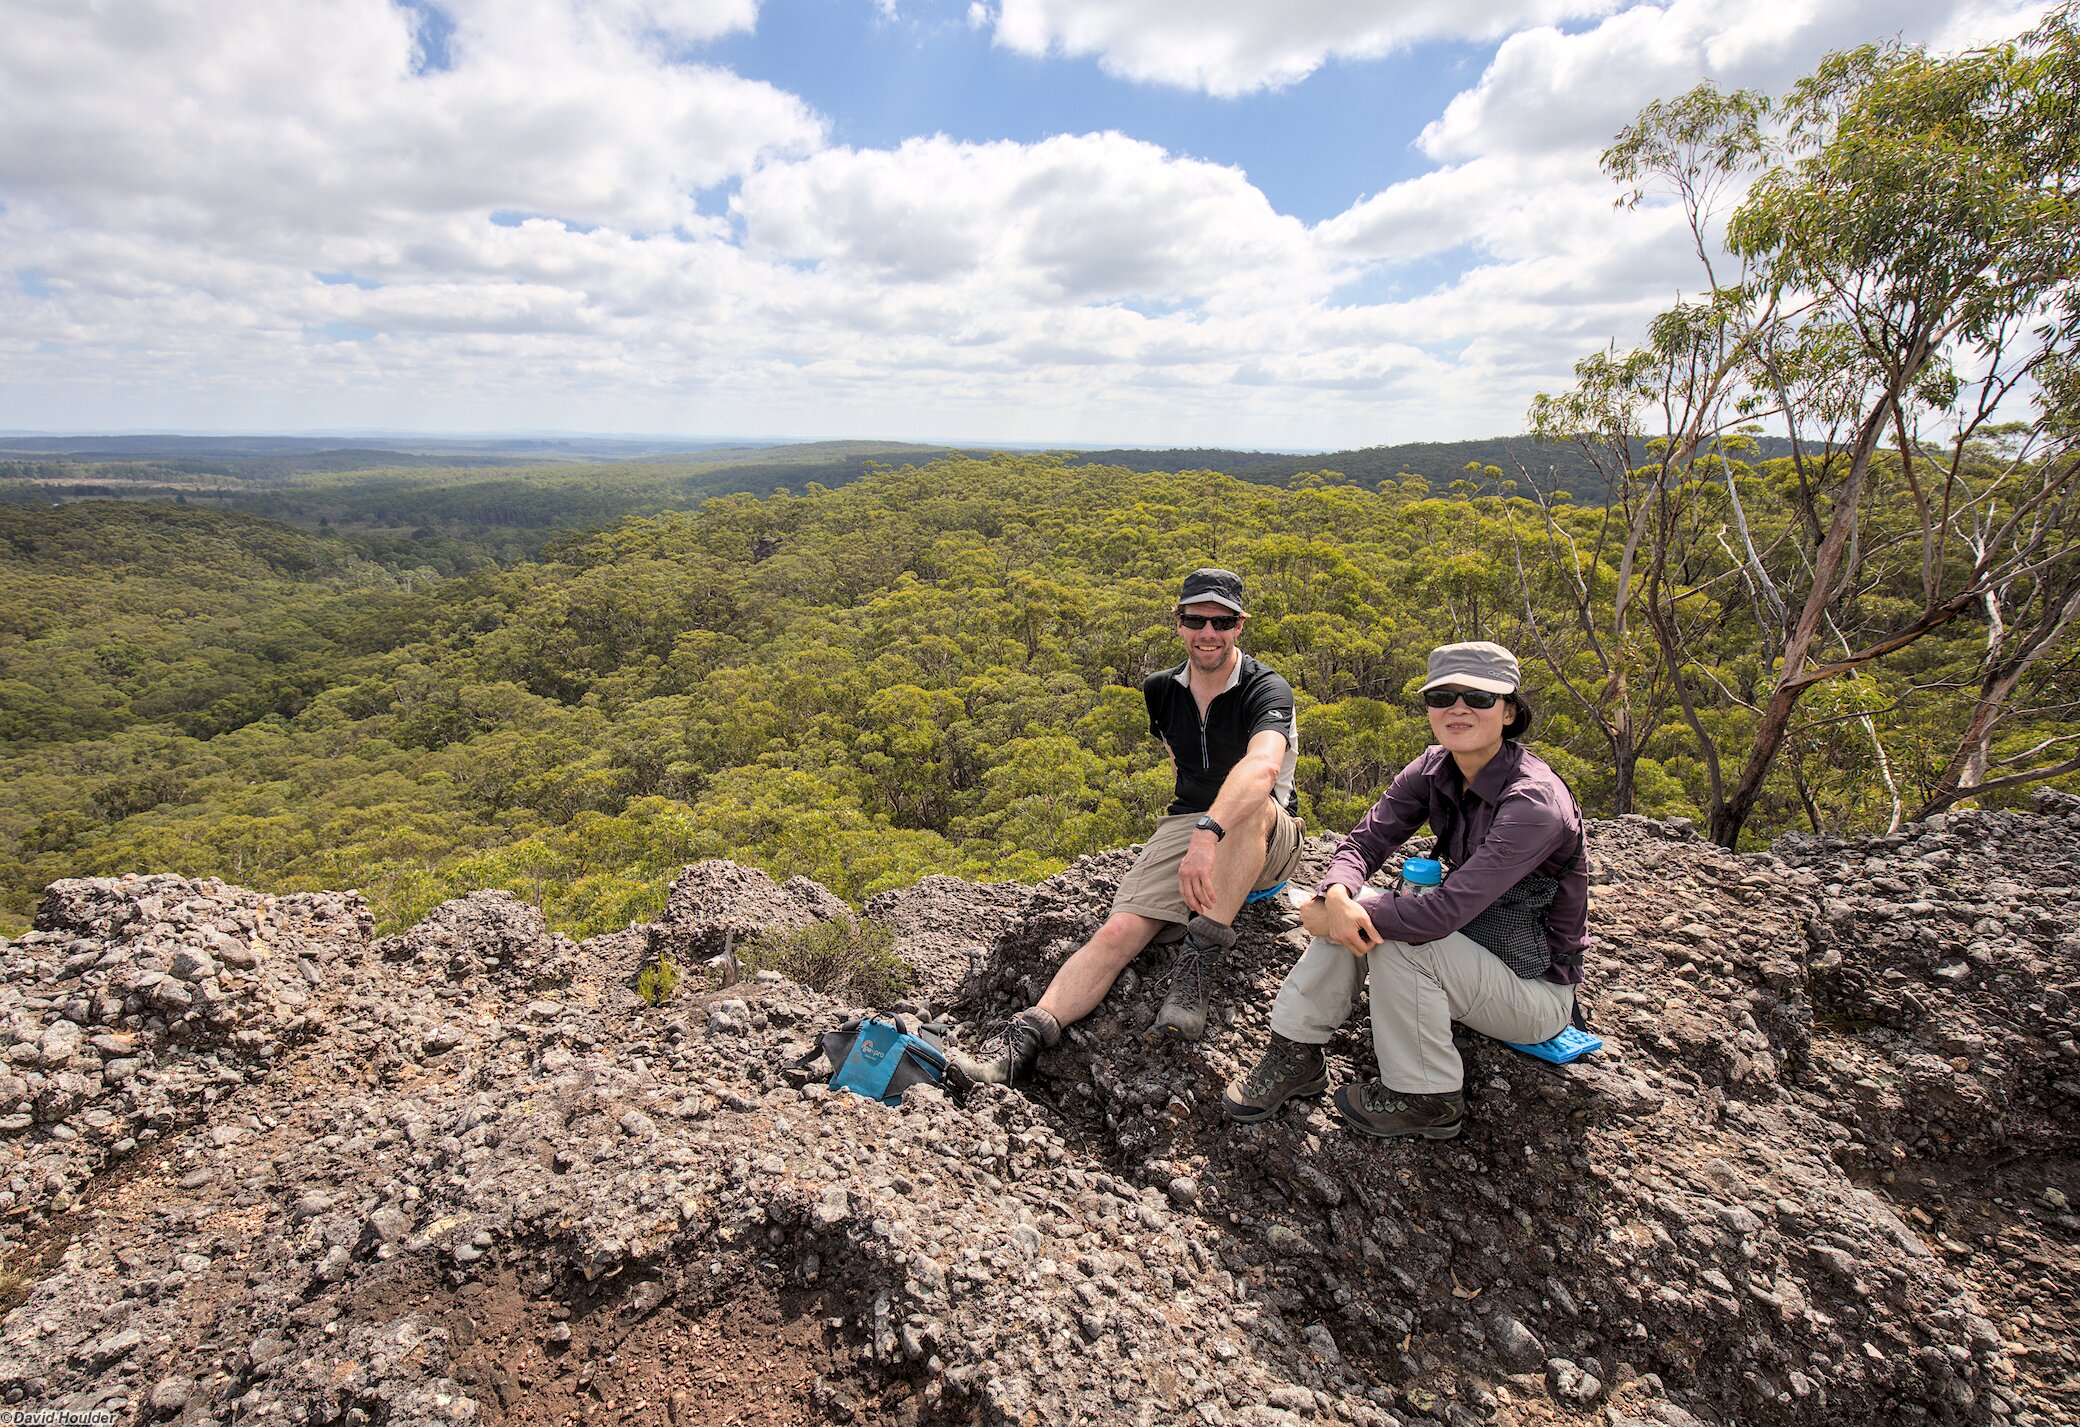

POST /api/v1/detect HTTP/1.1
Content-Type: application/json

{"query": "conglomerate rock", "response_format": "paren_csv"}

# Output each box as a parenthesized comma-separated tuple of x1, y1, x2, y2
(0, 808, 2073, 1427)
(648, 860, 853, 965)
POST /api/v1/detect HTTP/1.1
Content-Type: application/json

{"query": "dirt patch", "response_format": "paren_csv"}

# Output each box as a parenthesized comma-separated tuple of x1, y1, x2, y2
(1872, 1154, 2080, 1422)
(354, 1255, 961, 1427)
(0, 1134, 167, 1318)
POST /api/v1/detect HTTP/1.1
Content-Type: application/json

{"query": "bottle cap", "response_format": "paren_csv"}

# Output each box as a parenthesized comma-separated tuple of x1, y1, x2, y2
(1401, 857, 1444, 887)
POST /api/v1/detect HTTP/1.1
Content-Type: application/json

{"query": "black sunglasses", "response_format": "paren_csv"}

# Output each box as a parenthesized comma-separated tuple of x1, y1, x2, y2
(1178, 613, 1241, 631)
(1422, 688, 1505, 710)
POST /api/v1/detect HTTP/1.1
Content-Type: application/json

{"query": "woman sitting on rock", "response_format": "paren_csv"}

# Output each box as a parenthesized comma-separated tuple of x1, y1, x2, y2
(1223, 641, 1587, 1140)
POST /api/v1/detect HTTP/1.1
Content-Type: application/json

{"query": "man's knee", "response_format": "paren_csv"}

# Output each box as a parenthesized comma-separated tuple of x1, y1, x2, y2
(1087, 911, 1159, 960)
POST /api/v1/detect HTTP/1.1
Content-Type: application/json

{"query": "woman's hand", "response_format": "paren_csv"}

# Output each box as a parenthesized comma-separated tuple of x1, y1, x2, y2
(1297, 885, 1382, 957)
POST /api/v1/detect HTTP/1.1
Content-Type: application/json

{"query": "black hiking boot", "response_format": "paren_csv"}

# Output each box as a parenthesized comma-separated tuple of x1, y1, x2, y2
(1221, 1034, 1329, 1122)
(1152, 915, 1235, 1042)
(948, 1007, 1060, 1086)
(1332, 1081, 1465, 1140)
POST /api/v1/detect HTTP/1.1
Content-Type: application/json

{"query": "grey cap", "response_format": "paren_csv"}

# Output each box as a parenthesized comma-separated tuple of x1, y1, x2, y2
(1178, 567, 1246, 614)
(1420, 641, 1520, 695)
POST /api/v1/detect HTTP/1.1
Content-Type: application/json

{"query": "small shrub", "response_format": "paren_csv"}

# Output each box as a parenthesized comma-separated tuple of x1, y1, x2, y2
(744, 919, 910, 1006)
(636, 951, 681, 1006)
(0, 1260, 31, 1314)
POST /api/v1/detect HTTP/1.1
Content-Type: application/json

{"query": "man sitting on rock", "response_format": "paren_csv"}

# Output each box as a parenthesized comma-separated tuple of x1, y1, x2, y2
(951, 567, 1303, 1084)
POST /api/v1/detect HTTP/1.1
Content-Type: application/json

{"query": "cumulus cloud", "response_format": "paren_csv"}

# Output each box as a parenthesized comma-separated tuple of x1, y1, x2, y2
(983, 0, 1624, 96)
(734, 133, 1332, 305)
(0, 0, 2058, 446)
(1418, 0, 2046, 161)
(0, 0, 819, 240)
(1300, 0, 2053, 440)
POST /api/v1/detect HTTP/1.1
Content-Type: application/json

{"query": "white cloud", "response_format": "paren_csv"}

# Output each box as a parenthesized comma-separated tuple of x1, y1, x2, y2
(0, 0, 2057, 447)
(1418, 0, 2047, 161)
(734, 133, 1331, 305)
(0, 0, 820, 239)
(1291, 0, 2055, 442)
(588, 0, 763, 42)
(985, 0, 1624, 96)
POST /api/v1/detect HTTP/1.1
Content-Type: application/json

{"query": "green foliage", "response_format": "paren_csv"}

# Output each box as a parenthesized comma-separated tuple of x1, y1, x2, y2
(2, 416, 2074, 938)
(636, 952, 681, 1006)
(743, 919, 911, 1006)
(1529, 6, 2080, 845)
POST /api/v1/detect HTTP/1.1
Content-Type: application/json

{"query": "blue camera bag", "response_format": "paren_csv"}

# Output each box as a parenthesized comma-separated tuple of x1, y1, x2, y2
(823, 1017, 948, 1105)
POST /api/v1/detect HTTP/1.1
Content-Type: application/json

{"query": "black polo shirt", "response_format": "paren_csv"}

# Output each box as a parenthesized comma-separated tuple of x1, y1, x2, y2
(1143, 653, 1300, 816)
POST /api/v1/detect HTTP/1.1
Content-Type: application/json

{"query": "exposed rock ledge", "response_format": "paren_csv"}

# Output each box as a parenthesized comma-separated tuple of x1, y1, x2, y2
(0, 796, 2074, 1427)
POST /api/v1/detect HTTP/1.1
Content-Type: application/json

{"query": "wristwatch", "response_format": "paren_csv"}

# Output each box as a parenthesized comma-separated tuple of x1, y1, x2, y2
(1193, 814, 1226, 841)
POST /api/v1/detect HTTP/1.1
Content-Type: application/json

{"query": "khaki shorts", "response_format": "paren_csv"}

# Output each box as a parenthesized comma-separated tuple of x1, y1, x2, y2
(1111, 804, 1305, 926)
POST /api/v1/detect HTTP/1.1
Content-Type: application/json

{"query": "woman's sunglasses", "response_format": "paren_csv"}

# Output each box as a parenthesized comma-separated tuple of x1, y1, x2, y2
(1422, 688, 1505, 710)
(1177, 614, 1242, 631)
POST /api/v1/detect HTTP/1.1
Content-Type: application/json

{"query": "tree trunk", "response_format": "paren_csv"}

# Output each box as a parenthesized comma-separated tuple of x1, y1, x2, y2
(1611, 741, 1638, 817)
(1914, 581, 2080, 819)
(1713, 405, 1890, 846)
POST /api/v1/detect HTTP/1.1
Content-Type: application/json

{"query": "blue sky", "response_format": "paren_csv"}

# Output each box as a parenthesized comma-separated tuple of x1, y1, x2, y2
(0, 0, 2050, 448)
(699, 1, 1492, 223)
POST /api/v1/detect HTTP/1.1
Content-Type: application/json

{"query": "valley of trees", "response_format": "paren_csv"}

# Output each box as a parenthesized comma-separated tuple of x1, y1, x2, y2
(2, 9, 2072, 941)
(0, 434, 1643, 550)
(1, 441, 2071, 942)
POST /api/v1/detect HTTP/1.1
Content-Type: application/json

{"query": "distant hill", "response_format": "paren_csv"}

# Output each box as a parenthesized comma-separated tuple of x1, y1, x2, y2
(0, 433, 821, 482)
(0, 434, 1812, 543)
(0, 433, 776, 463)
(0, 439, 973, 544)
(1061, 435, 1806, 503)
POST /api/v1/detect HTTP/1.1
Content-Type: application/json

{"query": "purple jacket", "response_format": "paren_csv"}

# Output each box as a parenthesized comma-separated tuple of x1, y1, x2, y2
(1317, 742, 1587, 985)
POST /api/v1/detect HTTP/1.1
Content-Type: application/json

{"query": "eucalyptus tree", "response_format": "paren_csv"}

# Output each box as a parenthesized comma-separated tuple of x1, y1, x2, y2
(1531, 5, 2080, 845)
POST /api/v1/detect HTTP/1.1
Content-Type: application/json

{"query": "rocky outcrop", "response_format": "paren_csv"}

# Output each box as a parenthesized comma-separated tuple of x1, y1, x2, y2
(0, 805, 2073, 1427)
(0, 874, 369, 1222)
(646, 859, 852, 970)
(372, 890, 577, 992)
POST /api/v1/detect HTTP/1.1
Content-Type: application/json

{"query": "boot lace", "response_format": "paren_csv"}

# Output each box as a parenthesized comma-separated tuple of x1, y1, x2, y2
(978, 1017, 1041, 1077)
(1163, 938, 1209, 1004)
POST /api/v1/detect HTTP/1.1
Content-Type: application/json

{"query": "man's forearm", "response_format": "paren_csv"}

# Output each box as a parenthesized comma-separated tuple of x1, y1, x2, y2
(1204, 754, 1280, 830)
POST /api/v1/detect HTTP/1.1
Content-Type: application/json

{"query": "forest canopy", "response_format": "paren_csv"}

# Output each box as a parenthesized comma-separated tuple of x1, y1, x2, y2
(1, 443, 2072, 940)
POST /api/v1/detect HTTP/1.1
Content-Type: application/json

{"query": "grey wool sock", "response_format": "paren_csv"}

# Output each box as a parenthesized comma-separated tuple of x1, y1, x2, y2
(1016, 1006, 1063, 1047)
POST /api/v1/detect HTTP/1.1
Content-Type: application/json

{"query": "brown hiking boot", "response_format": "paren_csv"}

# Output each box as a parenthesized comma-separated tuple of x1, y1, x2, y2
(1152, 915, 1235, 1041)
(1332, 1081, 1465, 1140)
(948, 1007, 1060, 1086)
(1221, 1034, 1328, 1123)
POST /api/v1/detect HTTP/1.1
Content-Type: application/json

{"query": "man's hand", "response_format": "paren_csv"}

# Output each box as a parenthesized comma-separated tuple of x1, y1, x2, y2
(1297, 885, 1381, 957)
(1177, 828, 1219, 914)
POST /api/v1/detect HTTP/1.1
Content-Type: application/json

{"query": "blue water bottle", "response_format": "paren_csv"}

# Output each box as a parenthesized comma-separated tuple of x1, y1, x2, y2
(1399, 857, 1444, 895)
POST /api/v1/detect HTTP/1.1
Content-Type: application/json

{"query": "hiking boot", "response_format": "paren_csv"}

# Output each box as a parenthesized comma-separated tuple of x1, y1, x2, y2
(1332, 1081, 1465, 1140)
(948, 1007, 1060, 1086)
(1221, 1034, 1328, 1123)
(1152, 915, 1235, 1041)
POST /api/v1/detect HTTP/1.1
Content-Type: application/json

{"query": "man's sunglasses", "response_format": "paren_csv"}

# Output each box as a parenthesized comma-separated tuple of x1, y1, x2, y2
(1177, 613, 1242, 631)
(1422, 688, 1506, 710)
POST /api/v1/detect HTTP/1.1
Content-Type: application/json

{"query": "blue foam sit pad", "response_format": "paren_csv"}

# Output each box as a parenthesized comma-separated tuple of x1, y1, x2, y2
(1504, 1025, 1604, 1064)
(1244, 880, 1289, 906)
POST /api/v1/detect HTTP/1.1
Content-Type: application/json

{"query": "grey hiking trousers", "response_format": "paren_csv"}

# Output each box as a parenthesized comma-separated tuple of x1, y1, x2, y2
(1268, 931, 1574, 1094)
